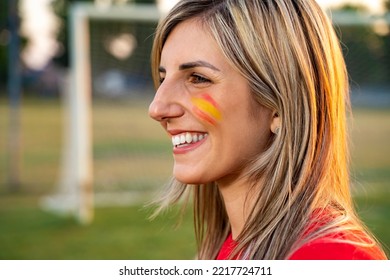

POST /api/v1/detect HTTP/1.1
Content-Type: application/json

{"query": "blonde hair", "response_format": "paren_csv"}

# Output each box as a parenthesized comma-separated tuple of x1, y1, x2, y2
(150, 0, 385, 259)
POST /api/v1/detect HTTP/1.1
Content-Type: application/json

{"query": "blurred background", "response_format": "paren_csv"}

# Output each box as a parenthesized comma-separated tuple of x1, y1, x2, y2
(0, 0, 389, 259)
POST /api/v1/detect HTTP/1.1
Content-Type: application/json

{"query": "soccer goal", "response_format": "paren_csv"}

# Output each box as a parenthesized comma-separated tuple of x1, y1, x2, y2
(41, 3, 165, 225)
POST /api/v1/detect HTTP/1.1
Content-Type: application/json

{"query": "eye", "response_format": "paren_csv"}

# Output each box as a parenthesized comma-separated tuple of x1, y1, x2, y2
(158, 74, 166, 85)
(189, 73, 211, 84)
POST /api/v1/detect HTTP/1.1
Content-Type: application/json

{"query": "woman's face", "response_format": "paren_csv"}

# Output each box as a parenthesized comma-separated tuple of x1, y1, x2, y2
(149, 19, 274, 186)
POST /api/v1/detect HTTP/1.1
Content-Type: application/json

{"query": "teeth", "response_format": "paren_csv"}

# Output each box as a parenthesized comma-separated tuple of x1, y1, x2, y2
(173, 136, 180, 146)
(180, 134, 186, 144)
(185, 132, 192, 143)
(172, 132, 208, 147)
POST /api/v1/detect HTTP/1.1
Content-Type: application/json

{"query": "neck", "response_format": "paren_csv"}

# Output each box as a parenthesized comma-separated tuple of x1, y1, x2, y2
(217, 175, 258, 240)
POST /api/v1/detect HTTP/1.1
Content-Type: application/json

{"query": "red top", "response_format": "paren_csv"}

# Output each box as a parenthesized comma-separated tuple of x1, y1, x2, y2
(217, 234, 237, 260)
(289, 229, 387, 260)
(216, 231, 387, 260)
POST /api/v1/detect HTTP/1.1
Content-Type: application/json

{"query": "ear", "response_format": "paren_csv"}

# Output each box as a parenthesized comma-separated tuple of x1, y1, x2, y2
(270, 111, 281, 134)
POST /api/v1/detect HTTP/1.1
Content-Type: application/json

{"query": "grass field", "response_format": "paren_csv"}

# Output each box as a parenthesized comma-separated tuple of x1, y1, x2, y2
(0, 98, 389, 259)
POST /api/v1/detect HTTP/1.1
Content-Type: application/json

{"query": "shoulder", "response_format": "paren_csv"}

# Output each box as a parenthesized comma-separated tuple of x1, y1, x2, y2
(288, 234, 387, 260)
(289, 208, 388, 260)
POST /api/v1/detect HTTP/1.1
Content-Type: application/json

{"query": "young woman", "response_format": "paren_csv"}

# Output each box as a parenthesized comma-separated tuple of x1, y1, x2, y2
(148, 0, 387, 260)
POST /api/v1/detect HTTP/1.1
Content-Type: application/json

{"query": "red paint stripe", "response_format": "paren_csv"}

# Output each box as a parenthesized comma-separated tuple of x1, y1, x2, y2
(200, 93, 219, 108)
(193, 106, 217, 125)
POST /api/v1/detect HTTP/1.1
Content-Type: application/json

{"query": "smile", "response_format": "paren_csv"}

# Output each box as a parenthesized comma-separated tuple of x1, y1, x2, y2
(171, 132, 208, 147)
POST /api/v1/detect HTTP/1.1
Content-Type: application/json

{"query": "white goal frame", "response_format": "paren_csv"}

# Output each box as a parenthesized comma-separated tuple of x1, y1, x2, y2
(41, 3, 161, 225)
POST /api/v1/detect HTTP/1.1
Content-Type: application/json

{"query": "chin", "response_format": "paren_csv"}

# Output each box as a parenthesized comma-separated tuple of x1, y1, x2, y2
(174, 169, 209, 185)
(174, 175, 203, 185)
(173, 160, 220, 184)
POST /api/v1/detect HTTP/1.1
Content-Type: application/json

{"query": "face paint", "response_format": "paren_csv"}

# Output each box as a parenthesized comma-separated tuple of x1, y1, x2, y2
(191, 93, 222, 125)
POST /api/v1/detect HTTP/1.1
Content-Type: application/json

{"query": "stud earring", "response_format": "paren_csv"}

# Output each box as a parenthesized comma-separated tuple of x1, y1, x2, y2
(273, 127, 280, 135)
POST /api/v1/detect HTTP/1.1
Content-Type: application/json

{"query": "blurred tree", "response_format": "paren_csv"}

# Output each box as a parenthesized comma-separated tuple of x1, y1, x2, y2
(52, 0, 156, 69)
(332, 3, 389, 86)
(382, 0, 390, 85)
(135, 0, 155, 3)
(385, 0, 390, 11)
(338, 3, 368, 12)
(0, 0, 8, 90)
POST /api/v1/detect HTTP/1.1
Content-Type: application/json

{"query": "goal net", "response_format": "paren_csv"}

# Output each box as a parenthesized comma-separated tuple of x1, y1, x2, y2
(331, 11, 390, 107)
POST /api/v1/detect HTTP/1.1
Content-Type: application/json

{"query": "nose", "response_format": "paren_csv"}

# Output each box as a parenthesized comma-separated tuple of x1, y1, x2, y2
(148, 83, 185, 122)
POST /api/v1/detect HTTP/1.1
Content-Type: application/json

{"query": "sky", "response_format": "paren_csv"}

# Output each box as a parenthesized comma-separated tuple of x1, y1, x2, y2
(20, 0, 60, 70)
(20, 0, 386, 70)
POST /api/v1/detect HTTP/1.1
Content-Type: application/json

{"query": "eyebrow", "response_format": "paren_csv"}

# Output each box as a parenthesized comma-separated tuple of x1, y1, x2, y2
(179, 60, 220, 71)
(158, 60, 221, 73)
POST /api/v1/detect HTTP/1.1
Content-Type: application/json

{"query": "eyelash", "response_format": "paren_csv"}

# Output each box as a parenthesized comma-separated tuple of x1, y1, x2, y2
(158, 73, 212, 86)
(189, 73, 211, 84)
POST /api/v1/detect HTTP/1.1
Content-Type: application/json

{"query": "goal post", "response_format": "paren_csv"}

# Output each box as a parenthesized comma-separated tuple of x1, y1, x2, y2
(41, 3, 161, 225)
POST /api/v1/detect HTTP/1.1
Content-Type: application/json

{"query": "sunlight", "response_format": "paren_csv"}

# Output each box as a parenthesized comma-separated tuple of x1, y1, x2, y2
(20, 0, 60, 70)
(317, 0, 385, 13)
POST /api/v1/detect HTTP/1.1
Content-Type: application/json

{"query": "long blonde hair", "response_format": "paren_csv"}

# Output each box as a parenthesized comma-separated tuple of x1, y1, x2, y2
(150, 0, 384, 259)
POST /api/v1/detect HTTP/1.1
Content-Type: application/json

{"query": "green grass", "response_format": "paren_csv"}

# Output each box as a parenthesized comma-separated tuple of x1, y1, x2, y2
(0, 98, 389, 259)
(0, 194, 196, 259)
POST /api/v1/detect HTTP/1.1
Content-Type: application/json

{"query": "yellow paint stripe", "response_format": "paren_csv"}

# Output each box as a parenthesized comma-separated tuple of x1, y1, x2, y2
(191, 97, 222, 121)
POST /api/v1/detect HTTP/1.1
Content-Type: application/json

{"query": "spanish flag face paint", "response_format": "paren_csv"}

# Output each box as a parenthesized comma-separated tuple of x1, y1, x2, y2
(191, 93, 222, 125)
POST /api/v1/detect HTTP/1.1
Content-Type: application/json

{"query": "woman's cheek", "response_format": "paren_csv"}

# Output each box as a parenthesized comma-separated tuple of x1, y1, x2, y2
(191, 93, 222, 125)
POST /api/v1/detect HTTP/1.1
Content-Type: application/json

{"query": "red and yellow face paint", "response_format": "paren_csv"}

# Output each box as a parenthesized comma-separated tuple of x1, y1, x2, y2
(191, 93, 222, 125)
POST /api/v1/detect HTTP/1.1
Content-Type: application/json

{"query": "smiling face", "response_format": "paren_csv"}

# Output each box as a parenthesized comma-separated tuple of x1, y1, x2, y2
(149, 19, 274, 186)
